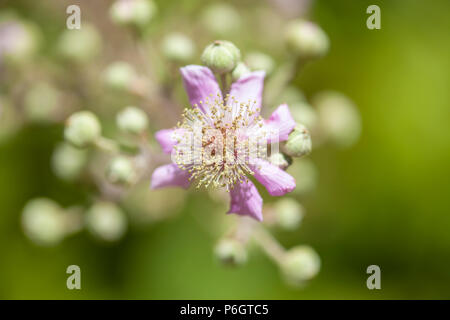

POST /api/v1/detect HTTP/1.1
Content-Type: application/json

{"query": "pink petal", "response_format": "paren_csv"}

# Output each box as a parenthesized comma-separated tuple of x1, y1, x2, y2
(180, 65, 222, 116)
(155, 128, 182, 154)
(227, 180, 263, 221)
(227, 71, 265, 121)
(264, 104, 296, 143)
(250, 158, 296, 196)
(150, 164, 191, 189)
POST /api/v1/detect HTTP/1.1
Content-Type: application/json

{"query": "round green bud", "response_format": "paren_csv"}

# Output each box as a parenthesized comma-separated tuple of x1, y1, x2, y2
(22, 198, 65, 246)
(201, 3, 241, 36)
(23, 83, 59, 123)
(289, 101, 318, 130)
(116, 106, 148, 134)
(106, 156, 137, 185)
(273, 198, 304, 230)
(231, 62, 250, 81)
(313, 91, 361, 148)
(110, 0, 157, 27)
(268, 152, 292, 170)
(283, 124, 312, 158)
(284, 20, 329, 60)
(287, 158, 318, 195)
(51, 142, 88, 181)
(214, 238, 247, 267)
(162, 32, 195, 63)
(281, 245, 321, 286)
(57, 24, 101, 63)
(85, 201, 127, 242)
(245, 51, 275, 75)
(201, 40, 241, 74)
(103, 61, 137, 91)
(64, 111, 101, 148)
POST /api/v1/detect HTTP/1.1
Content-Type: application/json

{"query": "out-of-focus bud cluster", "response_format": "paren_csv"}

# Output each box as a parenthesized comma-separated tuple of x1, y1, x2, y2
(284, 20, 329, 60)
(110, 0, 157, 28)
(280, 245, 321, 286)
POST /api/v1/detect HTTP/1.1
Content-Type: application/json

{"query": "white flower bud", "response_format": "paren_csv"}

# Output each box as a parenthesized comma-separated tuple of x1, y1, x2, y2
(313, 91, 361, 148)
(287, 158, 318, 195)
(283, 124, 312, 158)
(52, 142, 88, 181)
(162, 32, 195, 63)
(57, 24, 101, 63)
(284, 20, 329, 60)
(214, 238, 247, 266)
(106, 156, 137, 185)
(290, 101, 318, 130)
(64, 111, 101, 148)
(103, 61, 137, 91)
(201, 3, 241, 36)
(85, 202, 127, 242)
(201, 40, 241, 74)
(23, 83, 59, 123)
(281, 245, 321, 286)
(110, 0, 157, 27)
(231, 62, 250, 81)
(116, 106, 148, 134)
(273, 198, 303, 230)
(268, 152, 292, 170)
(245, 51, 275, 75)
(22, 198, 65, 246)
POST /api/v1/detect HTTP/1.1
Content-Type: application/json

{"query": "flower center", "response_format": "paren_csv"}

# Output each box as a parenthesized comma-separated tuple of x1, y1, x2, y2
(173, 93, 268, 191)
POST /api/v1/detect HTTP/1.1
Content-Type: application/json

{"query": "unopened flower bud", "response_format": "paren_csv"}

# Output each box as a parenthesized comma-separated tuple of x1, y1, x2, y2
(22, 198, 65, 246)
(64, 111, 101, 148)
(107, 156, 137, 185)
(52, 142, 88, 181)
(85, 201, 127, 242)
(201, 40, 241, 74)
(23, 83, 59, 123)
(273, 198, 304, 230)
(57, 24, 101, 63)
(103, 61, 137, 91)
(245, 51, 275, 75)
(284, 20, 329, 60)
(269, 152, 292, 170)
(313, 91, 361, 148)
(201, 3, 241, 36)
(231, 62, 250, 81)
(283, 124, 312, 158)
(116, 106, 148, 134)
(281, 245, 321, 286)
(162, 32, 195, 63)
(110, 0, 157, 27)
(214, 238, 247, 266)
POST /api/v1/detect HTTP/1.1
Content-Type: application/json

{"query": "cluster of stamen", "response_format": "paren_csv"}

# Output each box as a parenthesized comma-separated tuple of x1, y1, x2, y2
(173, 93, 269, 191)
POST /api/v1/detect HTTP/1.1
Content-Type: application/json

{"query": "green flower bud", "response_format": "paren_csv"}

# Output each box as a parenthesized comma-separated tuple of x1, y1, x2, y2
(57, 24, 101, 63)
(64, 111, 101, 148)
(116, 106, 148, 134)
(284, 20, 329, 60)
(245, 51, 275, 75)
(280, 245, 321, 286)
(313, 91, 361, 148)
(162, 32, 195, 63)
(231, 62, 250, 81)
(106, 156, 137, 185)
(22, 198, 65, 246)
(110, 0, 157, 27)
(103, 61, 137, 91)
(85, 201, 127, 242)
(283, 124, 312, 158)
(23, 83, 60, 123)
(273, 198, 304, 230)
(287, 158, 318, 195)
(214, 238, 247, 267)
(290, 101, 318, 130)
(201, 3, 241, 36)
(268, 152, 292, 170)
(201, 40, 241, 74)
(51, 142, 88, 181)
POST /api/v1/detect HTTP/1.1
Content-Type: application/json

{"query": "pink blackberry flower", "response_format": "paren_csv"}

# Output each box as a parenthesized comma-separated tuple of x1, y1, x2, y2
(151, 65, 296, 221)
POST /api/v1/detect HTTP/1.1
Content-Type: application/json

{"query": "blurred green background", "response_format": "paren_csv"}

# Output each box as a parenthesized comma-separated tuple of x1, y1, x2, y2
(0, 0, 450, 299)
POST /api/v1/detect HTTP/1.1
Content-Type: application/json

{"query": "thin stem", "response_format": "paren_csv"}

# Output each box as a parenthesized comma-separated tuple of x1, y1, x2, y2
(94, 137, 120, 153)
(253, 226, 286, 264)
